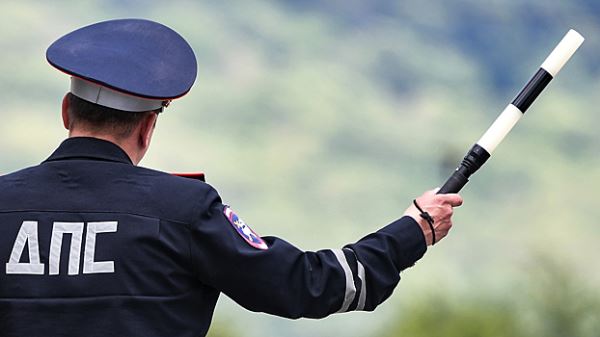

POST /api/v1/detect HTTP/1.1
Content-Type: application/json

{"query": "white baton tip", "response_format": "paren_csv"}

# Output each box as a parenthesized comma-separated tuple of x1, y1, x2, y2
(540, 29, 584, 77)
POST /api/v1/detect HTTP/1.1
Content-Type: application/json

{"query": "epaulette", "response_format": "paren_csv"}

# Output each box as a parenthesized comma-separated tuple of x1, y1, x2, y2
(171, 172, 206, 182)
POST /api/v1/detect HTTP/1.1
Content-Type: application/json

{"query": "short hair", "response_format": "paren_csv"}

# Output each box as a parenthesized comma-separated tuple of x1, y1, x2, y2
(66, 93, 159, 139)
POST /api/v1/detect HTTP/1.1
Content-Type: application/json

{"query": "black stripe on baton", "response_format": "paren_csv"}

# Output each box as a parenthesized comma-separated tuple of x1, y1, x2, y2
(511, 68, 554, 113)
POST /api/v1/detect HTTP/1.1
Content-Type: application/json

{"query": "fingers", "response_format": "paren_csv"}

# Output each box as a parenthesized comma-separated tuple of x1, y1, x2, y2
(437, 193, 463, 207)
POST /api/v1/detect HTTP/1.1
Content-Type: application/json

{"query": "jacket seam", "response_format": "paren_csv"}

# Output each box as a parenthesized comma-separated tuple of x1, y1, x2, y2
(0, 209, 189, 226)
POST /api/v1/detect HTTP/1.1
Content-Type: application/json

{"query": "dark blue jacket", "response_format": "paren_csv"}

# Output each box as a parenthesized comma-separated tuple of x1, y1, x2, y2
(0, 137, 427, 337)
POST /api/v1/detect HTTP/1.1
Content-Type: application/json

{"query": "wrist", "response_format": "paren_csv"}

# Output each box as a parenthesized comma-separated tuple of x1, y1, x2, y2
(403, 205, 434, 246)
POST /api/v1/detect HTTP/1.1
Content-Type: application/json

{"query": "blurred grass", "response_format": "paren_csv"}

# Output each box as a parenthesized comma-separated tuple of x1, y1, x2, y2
(378, 256, 600, 337)
(381, 297, 525, 337)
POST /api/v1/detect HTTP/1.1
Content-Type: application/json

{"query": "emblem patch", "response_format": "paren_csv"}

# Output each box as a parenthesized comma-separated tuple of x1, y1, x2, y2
(223, 207, 268, 250)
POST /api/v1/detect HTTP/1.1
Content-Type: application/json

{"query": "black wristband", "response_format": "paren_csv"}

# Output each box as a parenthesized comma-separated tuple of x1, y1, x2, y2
(413, 199, 436, 245)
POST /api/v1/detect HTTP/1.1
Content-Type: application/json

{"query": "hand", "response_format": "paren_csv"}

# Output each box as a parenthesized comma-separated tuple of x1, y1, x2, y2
(403, 188, 463, 246)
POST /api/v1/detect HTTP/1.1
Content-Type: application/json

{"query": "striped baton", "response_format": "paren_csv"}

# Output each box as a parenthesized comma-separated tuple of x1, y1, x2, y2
(438, 29, 584, 194)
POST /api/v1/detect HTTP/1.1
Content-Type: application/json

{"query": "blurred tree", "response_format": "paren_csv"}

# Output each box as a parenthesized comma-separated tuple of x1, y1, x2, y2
(378, 256, 600, 337)
(206, 321, 239, 337)
(523, 255, 600, 337)
(378, 295, 527, 337)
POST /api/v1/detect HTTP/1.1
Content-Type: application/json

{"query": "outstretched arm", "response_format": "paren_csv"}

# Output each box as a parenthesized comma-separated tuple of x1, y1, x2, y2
(190, 187, 462, 318)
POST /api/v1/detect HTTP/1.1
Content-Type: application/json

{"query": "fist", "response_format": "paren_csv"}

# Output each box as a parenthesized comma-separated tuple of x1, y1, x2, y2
(403, 189, 463, 246)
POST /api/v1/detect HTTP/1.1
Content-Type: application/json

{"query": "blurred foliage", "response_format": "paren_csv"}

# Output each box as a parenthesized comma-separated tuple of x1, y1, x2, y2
(523, 255, 600, 337)
(206, 320, 239, 337)
(0, 1, 598, 336)
(379, 256, 600, 337)
(380, 297, 525, 337)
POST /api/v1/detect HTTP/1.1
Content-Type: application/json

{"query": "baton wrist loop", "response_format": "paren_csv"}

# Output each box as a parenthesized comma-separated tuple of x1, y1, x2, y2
(413, 199, 436, 245)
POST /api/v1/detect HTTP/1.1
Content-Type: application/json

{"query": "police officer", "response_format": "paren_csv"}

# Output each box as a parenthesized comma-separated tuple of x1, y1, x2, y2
(0, 19, 462, 337)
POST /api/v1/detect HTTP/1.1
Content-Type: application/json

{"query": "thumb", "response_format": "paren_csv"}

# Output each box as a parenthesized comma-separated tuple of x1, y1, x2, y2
(423, 187, 439, 197)
(439, 193, 463, 207)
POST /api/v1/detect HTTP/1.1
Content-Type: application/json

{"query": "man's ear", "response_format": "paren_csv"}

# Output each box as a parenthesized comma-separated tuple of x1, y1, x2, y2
(62, 94, 70, 130)
(139, 112, 158, 149)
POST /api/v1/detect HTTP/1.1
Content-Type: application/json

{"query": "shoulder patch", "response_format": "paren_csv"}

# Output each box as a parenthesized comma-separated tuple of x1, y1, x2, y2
(223, 206, 268, 250)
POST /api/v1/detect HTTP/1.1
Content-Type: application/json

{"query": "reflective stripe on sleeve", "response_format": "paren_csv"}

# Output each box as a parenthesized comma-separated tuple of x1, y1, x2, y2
(355, 258, 367, 311)
(331, 248, 356, 313)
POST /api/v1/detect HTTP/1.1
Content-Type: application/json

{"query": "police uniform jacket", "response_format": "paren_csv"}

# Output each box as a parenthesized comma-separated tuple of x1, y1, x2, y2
(0, 137, 427, 337)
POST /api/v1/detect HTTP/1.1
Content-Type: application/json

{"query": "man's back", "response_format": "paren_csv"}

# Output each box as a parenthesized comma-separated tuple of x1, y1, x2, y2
(0, 137, 218, 337)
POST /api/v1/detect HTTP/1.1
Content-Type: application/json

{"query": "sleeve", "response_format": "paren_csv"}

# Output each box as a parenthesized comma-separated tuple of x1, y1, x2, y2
(189, 188, 427, 319)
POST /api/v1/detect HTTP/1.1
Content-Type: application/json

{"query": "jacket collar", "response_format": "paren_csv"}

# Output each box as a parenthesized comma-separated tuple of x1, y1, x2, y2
(44, 137, 133, 165)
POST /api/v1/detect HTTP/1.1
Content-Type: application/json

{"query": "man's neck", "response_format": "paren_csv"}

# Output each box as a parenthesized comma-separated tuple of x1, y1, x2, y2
(68, 131, 140, 165)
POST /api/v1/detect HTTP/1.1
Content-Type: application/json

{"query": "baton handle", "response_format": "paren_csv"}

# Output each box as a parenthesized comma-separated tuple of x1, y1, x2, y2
(438, 171, 468, 194)
(437, 144, 490, 194)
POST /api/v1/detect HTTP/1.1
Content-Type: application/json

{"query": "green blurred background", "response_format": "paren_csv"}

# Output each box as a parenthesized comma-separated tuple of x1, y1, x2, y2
(1, 1, 598, 336)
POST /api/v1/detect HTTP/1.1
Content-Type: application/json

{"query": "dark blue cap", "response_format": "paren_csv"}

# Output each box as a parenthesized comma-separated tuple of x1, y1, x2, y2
(47, 19, 197, 111)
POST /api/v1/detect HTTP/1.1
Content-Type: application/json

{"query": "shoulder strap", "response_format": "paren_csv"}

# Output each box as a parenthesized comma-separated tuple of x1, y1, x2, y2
(171, 172, 206, 182)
